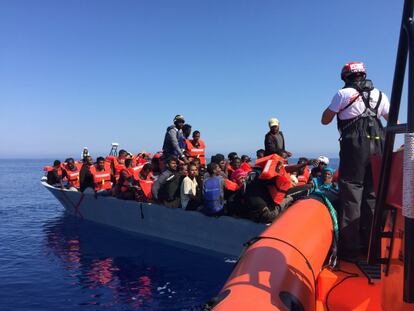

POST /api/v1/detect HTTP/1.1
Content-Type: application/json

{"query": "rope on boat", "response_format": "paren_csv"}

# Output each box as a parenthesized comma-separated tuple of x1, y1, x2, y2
(403, 133, 414, 219)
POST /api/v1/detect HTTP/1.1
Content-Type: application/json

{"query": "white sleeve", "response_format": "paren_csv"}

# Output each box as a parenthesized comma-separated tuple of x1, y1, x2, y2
(183, 178, 192, 195)
(328, 91, 343, 113)
(379, 92, 390, 118)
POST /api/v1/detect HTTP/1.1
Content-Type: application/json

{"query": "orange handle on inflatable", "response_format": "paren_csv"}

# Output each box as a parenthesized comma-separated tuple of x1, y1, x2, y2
(212, 198, 333, 311)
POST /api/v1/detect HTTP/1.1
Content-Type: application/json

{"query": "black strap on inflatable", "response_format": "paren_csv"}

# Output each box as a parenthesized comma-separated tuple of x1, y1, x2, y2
(140, 203, 144, 219)
(244, 236, 316, 288)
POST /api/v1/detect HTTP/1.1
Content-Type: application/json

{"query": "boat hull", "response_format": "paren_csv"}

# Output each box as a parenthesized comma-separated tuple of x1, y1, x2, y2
(42, 181, 266, 257)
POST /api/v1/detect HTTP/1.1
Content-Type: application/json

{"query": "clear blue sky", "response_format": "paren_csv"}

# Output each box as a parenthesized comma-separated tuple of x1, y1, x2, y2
(0, 0, 406, 159)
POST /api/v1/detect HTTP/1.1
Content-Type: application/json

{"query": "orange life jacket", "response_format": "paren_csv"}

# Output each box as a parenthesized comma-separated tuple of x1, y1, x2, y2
(240, 162, 252, 173)
(224, 178, 241, 191)
(296, 166, 310, 186)
(185, 139, 206, 165)
(63, 164, 80, 188)
(90, 165, 112, 191)
(106, 156, 126, 182)
(137, 176, 154, 200)
(268, 174, 292, 205)
(227, 165, 235, 179)
(256, 154, 285, 180)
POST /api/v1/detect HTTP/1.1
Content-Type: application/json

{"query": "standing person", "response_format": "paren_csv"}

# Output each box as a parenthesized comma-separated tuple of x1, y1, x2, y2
(264, 118, 292, 159)
(62, 158, 81, 190)
(321, 61, 390, 256)
(152, 156, 181, 208)
(202, 163, 225, 216)
(89, 157, 113, 196)
(162, 115, 188, 163)
(184, 130, 206, 167)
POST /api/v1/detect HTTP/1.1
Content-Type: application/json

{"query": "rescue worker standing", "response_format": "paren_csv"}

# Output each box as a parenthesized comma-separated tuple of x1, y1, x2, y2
(321, 62, 390, 256)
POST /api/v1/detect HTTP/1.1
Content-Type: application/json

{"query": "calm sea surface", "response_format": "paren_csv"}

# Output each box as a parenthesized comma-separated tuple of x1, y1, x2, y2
(0, 158, 339, 311)
(0, 159, 235, 311)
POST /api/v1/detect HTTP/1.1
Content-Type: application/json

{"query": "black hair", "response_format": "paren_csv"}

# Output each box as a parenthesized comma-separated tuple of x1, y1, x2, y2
(214, 153, 225, 163)
(125, 158, 133, 167)
(166, 155, 178, 164)
(193, 130, 200, 135)
(297, 157, 308, 164)
(241, 155, 250, 162)
(96, 156, 105, 162)
(231, 157, 241, 164)
(256, 149, 265, 154)
(53, 160, 61, 167)
(207, 162, 219, 175)
(228, 152, 238, 160)
(119, 149, 127, 156)
(142, 163, 152, 171)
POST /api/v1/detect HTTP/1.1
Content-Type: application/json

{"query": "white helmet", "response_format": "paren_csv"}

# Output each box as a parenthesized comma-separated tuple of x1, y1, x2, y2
(318, 156, 329, 165)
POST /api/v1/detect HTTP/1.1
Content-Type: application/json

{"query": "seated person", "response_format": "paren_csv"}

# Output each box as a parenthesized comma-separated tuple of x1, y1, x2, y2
(152, 156, 182, 208)
(293, 157, 311, 186)
(181, 163, 201, 210)
(311, 156, 329, 179)
(227, 157, 241, 179)
(46, 160, 63, 187)
(136, 163, 154, 201)
(115, 158, 141, 200)
(201, 163, 225, 216)
(240, 155, 253, 172)
(256, 149, 265, 159)
(62, 158, 81, 190)
(89, 157, 113, 196)
(80, 156, 95, 192)
(311, 167, 339, 205)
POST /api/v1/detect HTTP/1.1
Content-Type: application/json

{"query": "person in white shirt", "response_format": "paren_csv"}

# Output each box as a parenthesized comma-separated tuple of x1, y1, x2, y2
(180, 163, 201, 210)
(321, 61, 390, 258)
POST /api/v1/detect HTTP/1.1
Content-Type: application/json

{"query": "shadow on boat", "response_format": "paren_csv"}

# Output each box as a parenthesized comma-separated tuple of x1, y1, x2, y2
(42, 214, 234, 310)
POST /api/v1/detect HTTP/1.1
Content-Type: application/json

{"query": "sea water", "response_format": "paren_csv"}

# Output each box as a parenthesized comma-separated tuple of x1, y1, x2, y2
(0, 159, 233, 311)
(0, 158, 339, 311)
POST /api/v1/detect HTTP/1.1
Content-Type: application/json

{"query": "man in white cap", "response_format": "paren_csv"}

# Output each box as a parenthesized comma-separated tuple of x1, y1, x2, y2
(311, 156, 330, 178)
(264, 117, 292, 158)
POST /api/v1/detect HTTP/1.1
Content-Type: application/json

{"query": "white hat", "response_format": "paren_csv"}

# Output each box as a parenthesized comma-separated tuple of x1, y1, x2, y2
(318, 156, 329, 165)
(268, 118, 280, 128)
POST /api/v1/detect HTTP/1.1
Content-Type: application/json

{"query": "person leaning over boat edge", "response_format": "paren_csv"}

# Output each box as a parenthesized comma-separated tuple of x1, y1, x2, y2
(264, 118, 292, 159)
(321, 61, 390, 258)
(162, 115, 189, 165)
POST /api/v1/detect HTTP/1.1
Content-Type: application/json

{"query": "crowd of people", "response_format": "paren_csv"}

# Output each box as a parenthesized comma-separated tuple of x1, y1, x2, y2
(44, 61, 392, 260)
(45, 114, 337, 224)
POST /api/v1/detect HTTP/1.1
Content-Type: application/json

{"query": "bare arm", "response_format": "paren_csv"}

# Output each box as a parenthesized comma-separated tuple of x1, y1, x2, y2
(321, 108, 337, 125)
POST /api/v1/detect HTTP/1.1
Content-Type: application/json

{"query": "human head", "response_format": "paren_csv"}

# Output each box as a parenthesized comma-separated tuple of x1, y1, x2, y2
(228, 152, 238, 162)
(297, 157, 308, 174)
(207, 162, 221, 176)
(241, 155, 251, 163)
(173, 115, 185, 130)
(192, 130, 200, 142)
(256, 149, 265, 159)
(118, 149, 128, 158)
(341, 62, 366, 83)
(322, 167, 335, 184)
(318, 156, 329, 168)
(85, 156, 94, 166)
(178, 164, 188, 176)
(96, 157, 105, 169)
(53, 160, 61, 168)
(66, 158, 75, 169)
(166, 156, 178, 172)
(231, 157, 241, 170)
(187, 163, 198, 178)
(124, 158, 133, 168)
(141, 163, 152, 176)
(268, 118, 280, 134)
(182, 124, 192, 138)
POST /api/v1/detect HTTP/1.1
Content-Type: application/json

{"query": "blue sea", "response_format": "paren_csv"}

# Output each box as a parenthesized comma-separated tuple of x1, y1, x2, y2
(0, 158, 339, 311)
(0, 159, 234, 311)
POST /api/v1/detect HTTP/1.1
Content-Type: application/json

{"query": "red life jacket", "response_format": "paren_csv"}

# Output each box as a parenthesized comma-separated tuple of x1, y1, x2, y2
(90, 165, 112, 191)
(185, 139, 206, 165)
(63, 164, 80, 188)
(107, 157, 126, 182)
(296, 166, 310, 186)
(227, 165, 235, 179)
(224, 178, 241, 191)
(137, 175, 154, 200)
(119, 169, 134, 193)
(240, 162, 252, 173)
(256, 154, 285, 180)
(267, 174, 292, 205)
